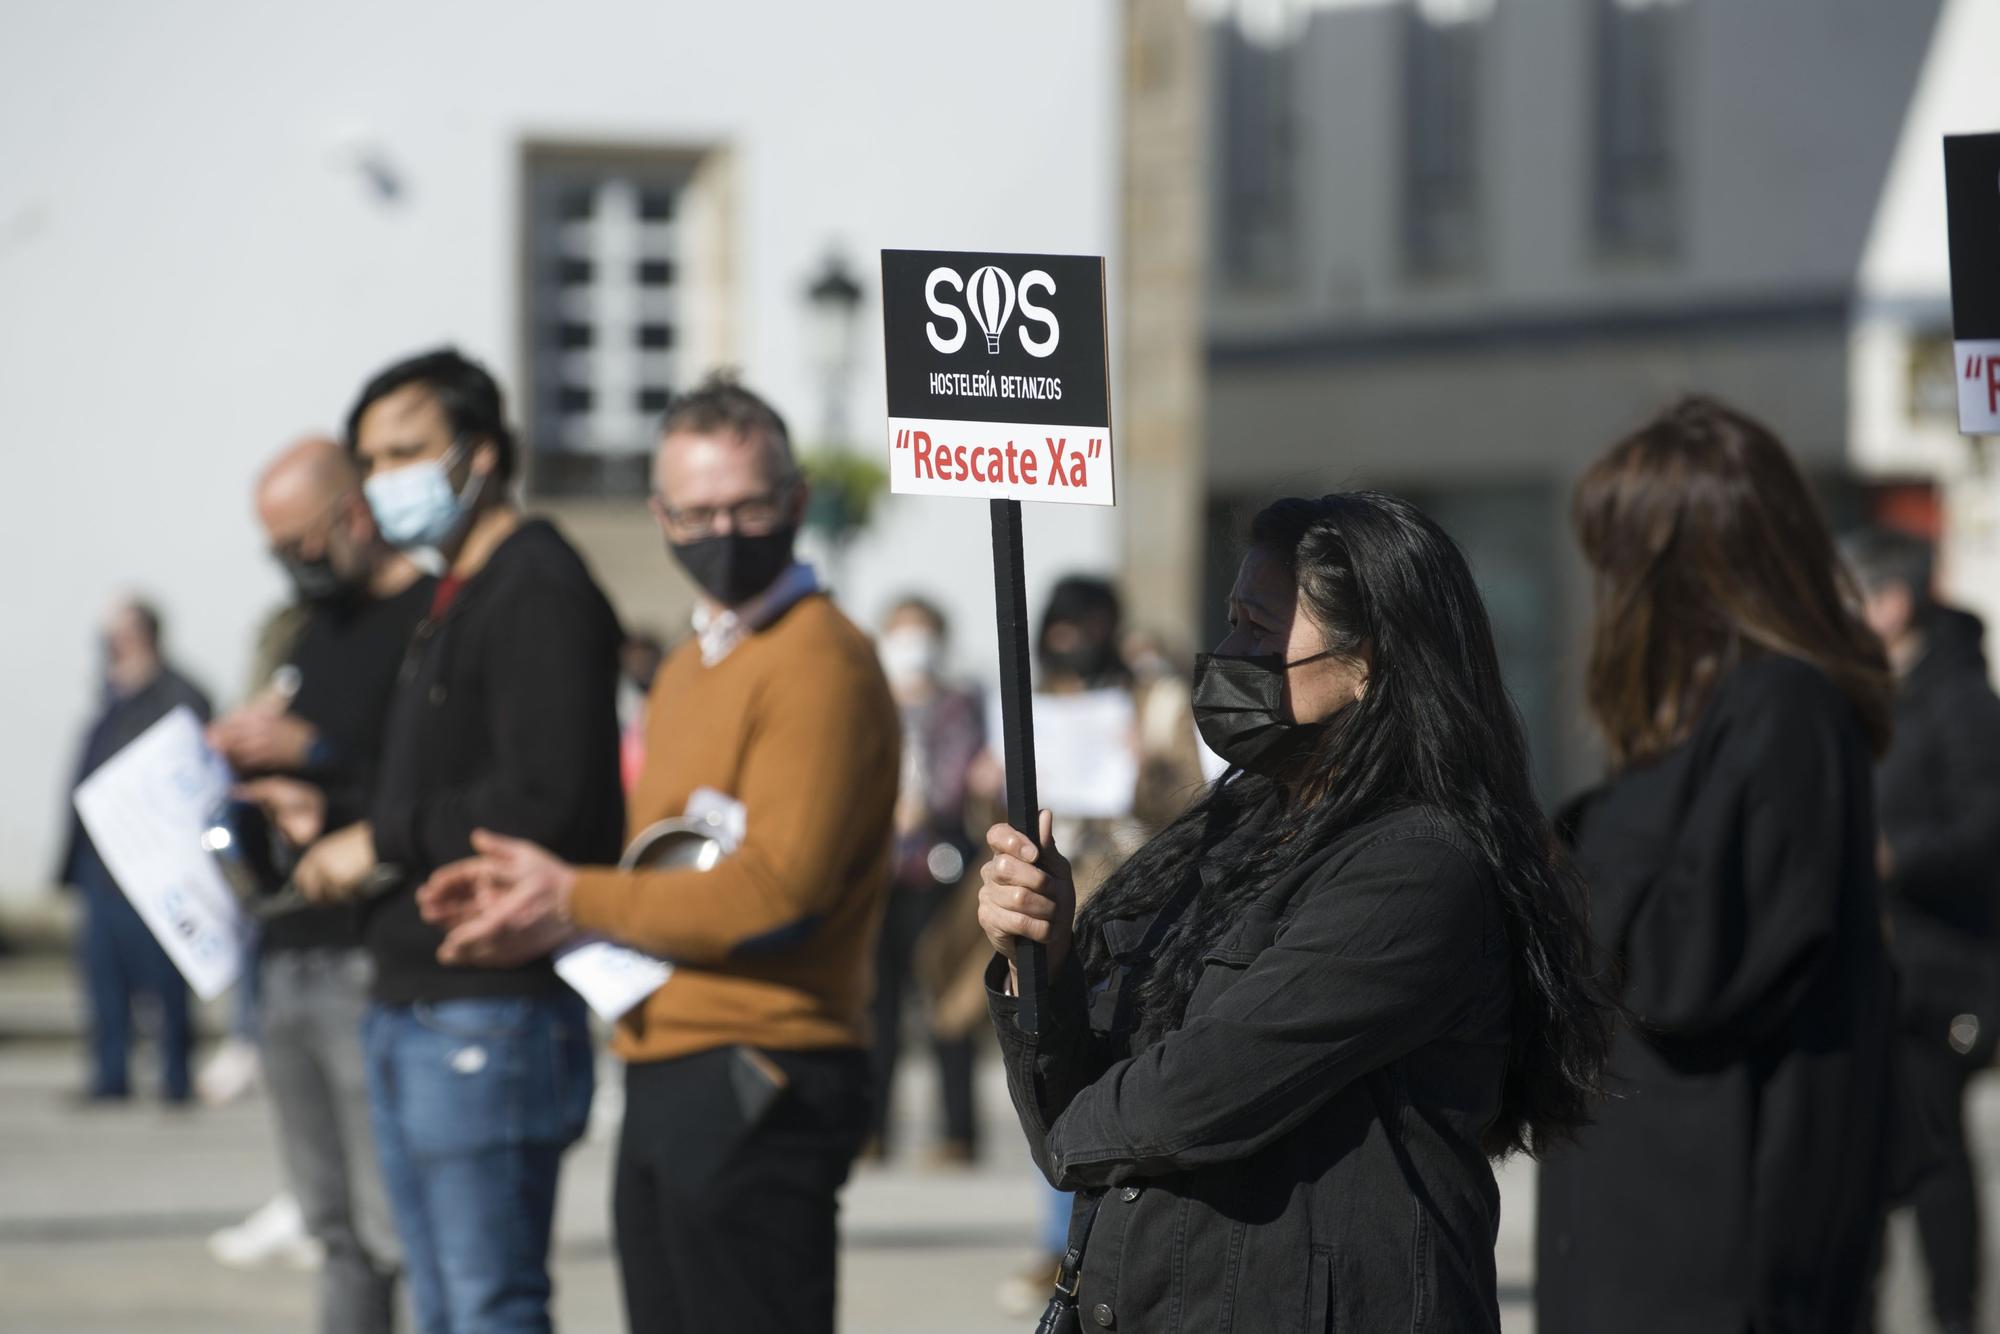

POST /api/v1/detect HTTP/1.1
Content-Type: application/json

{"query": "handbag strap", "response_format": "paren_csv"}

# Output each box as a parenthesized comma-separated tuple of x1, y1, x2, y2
(1055, 1189, 1105, 1298)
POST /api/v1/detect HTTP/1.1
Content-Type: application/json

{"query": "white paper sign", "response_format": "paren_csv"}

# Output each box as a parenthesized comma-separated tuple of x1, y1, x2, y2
(684, 787, 748, 849)
(554, 938, 673, 1025)
(986, 689, 1140, 820)
(72, 707, 249, 1000)
(554, 787, 748, 1023)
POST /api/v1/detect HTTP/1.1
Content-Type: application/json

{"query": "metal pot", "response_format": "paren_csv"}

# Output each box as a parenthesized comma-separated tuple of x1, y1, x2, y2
(619, 812, 730, 873)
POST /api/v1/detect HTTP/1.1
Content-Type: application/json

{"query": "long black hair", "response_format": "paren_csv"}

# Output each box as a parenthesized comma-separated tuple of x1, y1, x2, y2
(1076, 492, 1610, 1157)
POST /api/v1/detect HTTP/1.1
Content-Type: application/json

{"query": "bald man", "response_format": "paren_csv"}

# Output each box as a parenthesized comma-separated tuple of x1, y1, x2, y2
(218, 436, 431, 1334)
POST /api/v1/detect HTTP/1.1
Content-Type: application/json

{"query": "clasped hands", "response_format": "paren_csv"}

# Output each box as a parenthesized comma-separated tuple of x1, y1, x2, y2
(416, 831, 580, 967)
(230, 773, 574, 966)
(209, 698, 319, 774)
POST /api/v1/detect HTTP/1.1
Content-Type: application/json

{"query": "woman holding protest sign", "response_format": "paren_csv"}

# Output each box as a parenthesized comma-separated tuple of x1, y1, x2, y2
(978, 491, 1611, 1332)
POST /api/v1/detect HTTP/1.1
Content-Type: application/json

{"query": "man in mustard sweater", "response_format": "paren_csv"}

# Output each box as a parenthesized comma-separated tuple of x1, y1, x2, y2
(417, 377, 899, 1332)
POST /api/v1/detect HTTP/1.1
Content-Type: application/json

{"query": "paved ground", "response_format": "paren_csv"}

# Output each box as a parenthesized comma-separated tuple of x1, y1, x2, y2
(0, 954, 1993, 1332)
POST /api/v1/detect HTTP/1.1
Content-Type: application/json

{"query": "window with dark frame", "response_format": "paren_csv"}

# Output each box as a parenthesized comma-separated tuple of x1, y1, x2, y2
(1593, 0, 1683, 260)
(1400, 2, 1485, 279)
(523, 150, 692, 498)
(1215, 22, 1299, 288)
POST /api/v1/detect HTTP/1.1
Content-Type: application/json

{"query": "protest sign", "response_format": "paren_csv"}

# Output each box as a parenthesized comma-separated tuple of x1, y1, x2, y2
(882, 247, 1119, 1031)
(883, 250, 1114, 505)
(73, 707, 249, 1000)
(1944, 133, 2000, 434)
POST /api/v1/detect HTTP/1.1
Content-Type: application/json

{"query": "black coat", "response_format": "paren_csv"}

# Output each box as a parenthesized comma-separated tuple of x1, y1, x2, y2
(1878, 608, 2000, 1042)
(989, 804, 1514, 1333)
(1535, 657, 1897, 1334)
(59, 666, 212, 889)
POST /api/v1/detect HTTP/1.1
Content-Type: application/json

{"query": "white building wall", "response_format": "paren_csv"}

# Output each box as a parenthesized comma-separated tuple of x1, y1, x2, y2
(0, 0, 1120, 897)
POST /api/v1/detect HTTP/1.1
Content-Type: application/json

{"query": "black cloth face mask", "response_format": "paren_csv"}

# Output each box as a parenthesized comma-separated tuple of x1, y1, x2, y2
(669, 526, 798, 607)
(280, 553, 353, 605)
(1191, 648, 1338, 775)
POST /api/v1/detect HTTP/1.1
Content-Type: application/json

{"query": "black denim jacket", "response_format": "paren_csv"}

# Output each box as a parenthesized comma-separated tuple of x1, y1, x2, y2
(989, 804, 1512, 1333)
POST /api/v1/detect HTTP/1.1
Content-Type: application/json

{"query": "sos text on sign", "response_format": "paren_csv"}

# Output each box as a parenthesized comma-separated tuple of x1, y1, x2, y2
(924, 264, 1061, 357)
(882, 248, 1114, 507)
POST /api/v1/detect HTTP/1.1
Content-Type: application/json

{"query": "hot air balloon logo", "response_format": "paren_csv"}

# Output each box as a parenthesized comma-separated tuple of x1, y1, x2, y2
(966, 265, 1016, 355)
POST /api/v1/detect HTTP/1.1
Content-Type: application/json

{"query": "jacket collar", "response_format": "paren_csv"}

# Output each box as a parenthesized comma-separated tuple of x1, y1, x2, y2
(692, 563, 822, 666)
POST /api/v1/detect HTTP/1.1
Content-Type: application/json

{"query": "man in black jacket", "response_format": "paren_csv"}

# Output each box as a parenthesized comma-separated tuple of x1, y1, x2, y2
(287, 349, 621, 1334)
(219, 436, 431, 1333)
(1850, 526, 2000, 1334)
(59, 599, 211, 1103)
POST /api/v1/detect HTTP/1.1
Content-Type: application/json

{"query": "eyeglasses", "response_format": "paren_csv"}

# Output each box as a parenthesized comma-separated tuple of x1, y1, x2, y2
(650, 481, 798, 539)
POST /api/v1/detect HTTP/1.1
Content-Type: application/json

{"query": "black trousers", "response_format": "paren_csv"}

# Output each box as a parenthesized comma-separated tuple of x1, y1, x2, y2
(615, 1046, 869, 1333)
(1906, 1039, 1981, 1325)
(869, 882, 978, 1152)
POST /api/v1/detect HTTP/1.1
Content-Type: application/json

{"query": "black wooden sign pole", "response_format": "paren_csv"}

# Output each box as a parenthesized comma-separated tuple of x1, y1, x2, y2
(990, 497, 1043, 1032)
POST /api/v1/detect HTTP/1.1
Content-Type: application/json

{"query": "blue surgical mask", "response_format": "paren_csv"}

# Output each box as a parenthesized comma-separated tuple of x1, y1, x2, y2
(365, 445, 474, 550)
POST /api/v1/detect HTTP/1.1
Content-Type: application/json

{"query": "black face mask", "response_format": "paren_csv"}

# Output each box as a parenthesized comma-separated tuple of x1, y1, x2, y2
(670, 526, 797, 607)
(280, 553, 354, 605)
(1040, 640, 1121, 686)
(1191, 649, 1338, 775)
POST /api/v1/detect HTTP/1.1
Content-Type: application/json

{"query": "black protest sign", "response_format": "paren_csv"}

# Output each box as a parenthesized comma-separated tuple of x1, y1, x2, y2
(1944, 132, 2000, 433)
(881, 249, 1114, 505)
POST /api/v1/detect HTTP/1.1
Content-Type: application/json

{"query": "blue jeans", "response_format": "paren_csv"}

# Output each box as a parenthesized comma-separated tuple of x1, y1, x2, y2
(77, 878, 191, 1100)
(1042, 1182, 1072, 1256)
(362, 993, 594, 1334)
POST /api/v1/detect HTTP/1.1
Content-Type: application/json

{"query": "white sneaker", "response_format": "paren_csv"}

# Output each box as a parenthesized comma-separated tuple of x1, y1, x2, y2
(207, 1192, 323, 1271)
(196, 1038, 262, 1108)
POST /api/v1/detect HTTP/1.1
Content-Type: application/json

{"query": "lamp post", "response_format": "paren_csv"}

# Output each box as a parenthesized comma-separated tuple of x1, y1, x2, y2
(800, 251, 878, 592)
(806, 251, 864, 446)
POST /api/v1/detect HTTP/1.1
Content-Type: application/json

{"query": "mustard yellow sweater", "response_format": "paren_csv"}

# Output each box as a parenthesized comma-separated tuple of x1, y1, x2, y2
(569, 595, 900, 1063)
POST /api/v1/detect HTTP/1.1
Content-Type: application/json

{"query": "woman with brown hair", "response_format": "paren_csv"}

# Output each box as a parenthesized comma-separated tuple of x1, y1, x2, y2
(1536, 396, 1902, 1333)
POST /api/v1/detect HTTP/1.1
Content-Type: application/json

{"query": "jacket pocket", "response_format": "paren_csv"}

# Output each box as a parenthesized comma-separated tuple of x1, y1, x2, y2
(1304, 1245, 1335, 1334)
(1187, 948, 1254, 1014)
(411, 997, 534, 1040)
(1187, 914, 1278, 1014)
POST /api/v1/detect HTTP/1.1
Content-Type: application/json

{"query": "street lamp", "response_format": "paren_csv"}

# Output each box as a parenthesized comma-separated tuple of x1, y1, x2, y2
(805, 250, 864, 444)
(800, 250, 882, 592)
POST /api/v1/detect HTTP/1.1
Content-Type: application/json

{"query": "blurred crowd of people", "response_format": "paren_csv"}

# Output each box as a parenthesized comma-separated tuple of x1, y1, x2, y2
(48, 357, 2000, 1334)
(52, 348, 1221, 1334)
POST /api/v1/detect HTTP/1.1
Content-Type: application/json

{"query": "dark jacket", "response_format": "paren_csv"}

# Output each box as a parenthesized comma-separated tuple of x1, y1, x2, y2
(60, 666, 212, 889)
(365, 518, 624, 1004)
(257, 577, 435, 954)
(1878, 608, 2000, 1039)
(892, 684, 983, 889)
(1536, 657, 1897, 1334)
(989, 804, 1513, 1333)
